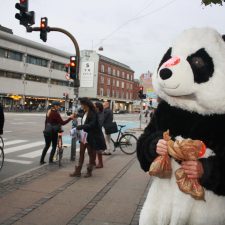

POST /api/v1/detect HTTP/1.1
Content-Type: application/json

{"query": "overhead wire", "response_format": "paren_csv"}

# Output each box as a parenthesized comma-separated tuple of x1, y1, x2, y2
(95, 0, 177, 48)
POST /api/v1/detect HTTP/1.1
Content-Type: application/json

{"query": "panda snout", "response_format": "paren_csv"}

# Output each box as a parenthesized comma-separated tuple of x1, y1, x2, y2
(159, 68, 172, 80)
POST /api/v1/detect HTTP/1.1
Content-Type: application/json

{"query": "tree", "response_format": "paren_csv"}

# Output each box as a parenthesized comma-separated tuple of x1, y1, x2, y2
(202, 0, 224, 5)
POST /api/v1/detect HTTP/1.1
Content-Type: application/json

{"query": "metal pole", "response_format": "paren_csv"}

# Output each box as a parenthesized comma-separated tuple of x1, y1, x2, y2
(140, 100, 143, 129)
(27, 26, 80, 161)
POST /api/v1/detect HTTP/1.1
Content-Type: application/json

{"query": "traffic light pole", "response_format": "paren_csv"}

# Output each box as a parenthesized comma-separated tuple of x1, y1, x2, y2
(140, 99, 143, 129)
(27, 26, 80, 161)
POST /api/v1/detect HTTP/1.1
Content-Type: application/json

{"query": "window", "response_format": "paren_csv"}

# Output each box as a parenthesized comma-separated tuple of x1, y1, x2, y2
(25, 74, 48, 83)
(8, 50, 23, 61)
(107, 78, 111, 85)
(112, 79, 115, 86)
(50, 78, 68, 86)
(101, 76, 104, 84)
(121, 91, 124, 99)
(130, 75, 133, 81)
(130, 93, 133, 99)
(116, 80, 120, 87)
(121, 82, 124, 89)
(51, 61, 66, 71)
(122, 72, 125, 78)
(107, 88, 110, 97)
(127, 74, 130, 80)
(108, 67, 111, 75)
(117, 70, 120, 77)
(112, 90, 115, 97)
(116, 90, 119, 98)
(100, 88, 104, 96)
(0, 70, 22, 79)
(101, 64, 104, 73)
(126, 92, 129, 99)
(26, 55, 48, 67)
(130, 84, 133, 89)
(112, 69, 116, 76)
(0, 47, 23, 61)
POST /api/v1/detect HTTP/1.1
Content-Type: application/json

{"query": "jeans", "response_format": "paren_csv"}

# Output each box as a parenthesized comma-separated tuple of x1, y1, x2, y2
(40, 133, 58, 163)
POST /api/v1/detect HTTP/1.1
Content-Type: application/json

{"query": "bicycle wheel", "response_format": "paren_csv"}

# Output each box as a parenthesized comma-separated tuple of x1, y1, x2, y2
(58, 147, 63, 167)
(0, 146, 4, 170)
(0, 136, 4, 149)
(119, 133, 137, 155)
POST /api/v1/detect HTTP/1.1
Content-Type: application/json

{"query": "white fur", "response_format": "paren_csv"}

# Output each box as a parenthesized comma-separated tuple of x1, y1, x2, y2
(153, 27, 225, 115)
(139, 158, 225, 225)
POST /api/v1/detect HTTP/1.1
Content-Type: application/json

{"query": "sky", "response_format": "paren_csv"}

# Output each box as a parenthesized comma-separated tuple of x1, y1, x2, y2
(0, 0, 225, 78)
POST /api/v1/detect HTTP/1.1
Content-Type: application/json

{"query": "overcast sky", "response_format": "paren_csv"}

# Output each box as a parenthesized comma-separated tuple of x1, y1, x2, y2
(1, 0, 225, 77)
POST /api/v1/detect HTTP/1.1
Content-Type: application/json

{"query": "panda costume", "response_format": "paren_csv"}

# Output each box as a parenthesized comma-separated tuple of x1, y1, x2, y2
(137, 27, 225, 225)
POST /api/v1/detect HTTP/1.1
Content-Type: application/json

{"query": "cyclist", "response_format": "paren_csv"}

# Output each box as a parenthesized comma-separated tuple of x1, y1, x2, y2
(0, 103, 4, 135)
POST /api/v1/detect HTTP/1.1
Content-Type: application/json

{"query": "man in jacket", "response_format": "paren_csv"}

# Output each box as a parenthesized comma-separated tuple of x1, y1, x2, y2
(102, 101, 113, 155)
(0, 103, 5, 135)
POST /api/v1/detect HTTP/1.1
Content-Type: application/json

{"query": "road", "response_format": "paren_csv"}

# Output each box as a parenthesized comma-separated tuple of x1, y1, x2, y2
(0, 112, 143, 181)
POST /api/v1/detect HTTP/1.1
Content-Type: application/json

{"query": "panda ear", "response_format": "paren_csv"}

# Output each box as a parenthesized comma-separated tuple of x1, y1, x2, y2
(222, 35, 225, 42)
(158, 47, 172, 72)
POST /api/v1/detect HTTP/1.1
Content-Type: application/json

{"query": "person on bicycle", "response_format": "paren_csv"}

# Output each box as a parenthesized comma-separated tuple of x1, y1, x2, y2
(70, 98, 106, 177)
(40, 101, 74, 165)
(0, 103, 4, 135)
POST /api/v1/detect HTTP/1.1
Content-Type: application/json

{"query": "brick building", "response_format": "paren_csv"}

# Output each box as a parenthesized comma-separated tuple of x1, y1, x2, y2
(79, 50, 135, 112)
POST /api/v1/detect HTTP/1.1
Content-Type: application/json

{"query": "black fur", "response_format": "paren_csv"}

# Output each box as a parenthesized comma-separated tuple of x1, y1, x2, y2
(137, 100, 225, 196)
(157, 47, 172, 72)
(187, 48, 214, 84)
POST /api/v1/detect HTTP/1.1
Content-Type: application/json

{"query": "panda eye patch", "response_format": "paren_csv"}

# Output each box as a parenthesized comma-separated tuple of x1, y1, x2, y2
(191, 57, 205, 68)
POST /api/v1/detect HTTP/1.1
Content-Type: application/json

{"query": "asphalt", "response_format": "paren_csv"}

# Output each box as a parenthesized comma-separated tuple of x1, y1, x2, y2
(0, 131, 151, 225)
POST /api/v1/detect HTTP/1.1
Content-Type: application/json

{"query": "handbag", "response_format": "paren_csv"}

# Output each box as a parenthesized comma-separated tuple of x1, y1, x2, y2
(104, 122, 118, 135)
(43, 123, 61, 136)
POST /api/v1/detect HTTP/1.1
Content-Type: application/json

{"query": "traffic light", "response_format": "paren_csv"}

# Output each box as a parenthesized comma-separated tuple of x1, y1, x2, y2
(15, 0, 35, 27)
(138, 86, 146, 99)
(70, 56, 78, 80)
(40, 17, 48, 42)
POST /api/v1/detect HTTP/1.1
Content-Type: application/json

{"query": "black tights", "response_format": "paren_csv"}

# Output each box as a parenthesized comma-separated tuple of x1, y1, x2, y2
(40, 133, 58, 163)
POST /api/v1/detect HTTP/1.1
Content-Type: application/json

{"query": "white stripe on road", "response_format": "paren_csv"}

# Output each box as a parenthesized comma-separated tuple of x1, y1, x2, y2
(4, 140, 28, 146)
(5, 141, 44, 154)
(19, 149, 43, 158)
(4, 158, 32, 164)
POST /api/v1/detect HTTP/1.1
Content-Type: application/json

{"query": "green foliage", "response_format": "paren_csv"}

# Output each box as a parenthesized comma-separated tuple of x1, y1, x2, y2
(202, 0, 224, 5)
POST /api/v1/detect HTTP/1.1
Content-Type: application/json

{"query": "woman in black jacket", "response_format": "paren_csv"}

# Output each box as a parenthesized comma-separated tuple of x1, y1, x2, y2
(70, 98, 106, 177)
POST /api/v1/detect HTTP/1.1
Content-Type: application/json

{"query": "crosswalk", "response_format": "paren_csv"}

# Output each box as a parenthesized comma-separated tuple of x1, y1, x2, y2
(2, 137, 74, 165)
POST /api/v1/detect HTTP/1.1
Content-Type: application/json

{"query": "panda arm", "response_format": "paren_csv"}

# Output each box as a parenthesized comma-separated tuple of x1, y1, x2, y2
(199, 154, 225, 196)
(136, 113, 163, 172)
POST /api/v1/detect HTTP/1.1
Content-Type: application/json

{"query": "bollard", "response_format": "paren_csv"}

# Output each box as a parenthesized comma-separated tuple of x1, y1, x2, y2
(70, 137, 76, 161)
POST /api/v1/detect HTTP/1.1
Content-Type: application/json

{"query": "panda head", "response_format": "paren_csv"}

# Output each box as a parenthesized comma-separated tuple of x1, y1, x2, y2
(153, 27, 225, 115)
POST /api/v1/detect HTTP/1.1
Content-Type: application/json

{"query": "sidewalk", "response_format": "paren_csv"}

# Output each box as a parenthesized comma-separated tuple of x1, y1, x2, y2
(0, 150, 151, 225)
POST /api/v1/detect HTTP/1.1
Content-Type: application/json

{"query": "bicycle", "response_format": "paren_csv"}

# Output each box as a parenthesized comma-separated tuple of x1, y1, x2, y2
(56, 132, 64, 167)
(111, 125, 137, 155)
(0, 136, 4, 170)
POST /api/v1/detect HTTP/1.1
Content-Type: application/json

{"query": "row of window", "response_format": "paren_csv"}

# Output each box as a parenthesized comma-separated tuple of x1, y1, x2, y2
(100, 76, 133, 89)
(0, 70, 72, 87)
(99, 88, 133, 99)
(100, 64, 133, 81)
(0, 47, 66, 71)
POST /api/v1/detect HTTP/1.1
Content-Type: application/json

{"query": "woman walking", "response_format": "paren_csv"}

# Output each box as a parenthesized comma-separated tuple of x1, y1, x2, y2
(40, 101, 74, 164)
(94, 102, 105, 168)
(70, 98, 106, 177)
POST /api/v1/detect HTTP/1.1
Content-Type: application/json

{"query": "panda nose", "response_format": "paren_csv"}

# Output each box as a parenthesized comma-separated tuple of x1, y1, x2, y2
(159, 68, 172, 80)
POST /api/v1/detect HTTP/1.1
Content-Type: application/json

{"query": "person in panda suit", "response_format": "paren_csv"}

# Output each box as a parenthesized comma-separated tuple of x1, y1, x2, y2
(137, 27, 225, 225)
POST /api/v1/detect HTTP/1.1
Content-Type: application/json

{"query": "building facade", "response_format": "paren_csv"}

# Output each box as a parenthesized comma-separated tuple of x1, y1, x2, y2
(79, 50, 135, 112)
(0, 27, 73, 111)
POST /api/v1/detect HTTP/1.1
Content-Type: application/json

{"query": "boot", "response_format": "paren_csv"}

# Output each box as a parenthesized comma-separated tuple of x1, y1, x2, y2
(96, 153, 103, 169)
(69, 165, 82, 177)
(84, 164, 93, 178)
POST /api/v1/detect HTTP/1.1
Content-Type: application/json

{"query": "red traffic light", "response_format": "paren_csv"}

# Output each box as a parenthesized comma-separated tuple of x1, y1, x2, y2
(20, 0, 26, 3)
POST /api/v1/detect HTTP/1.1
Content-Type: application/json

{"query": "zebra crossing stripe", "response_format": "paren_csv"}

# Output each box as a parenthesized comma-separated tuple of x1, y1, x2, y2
(19, 149, 43, 159)
(5, 141, 44, 154)
(4, 158, 33, 165)
(4, 140, 28, 146)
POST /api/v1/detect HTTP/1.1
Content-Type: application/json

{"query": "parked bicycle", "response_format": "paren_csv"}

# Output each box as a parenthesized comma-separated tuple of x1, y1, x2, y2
(0, 136, 4, 170)
(111, 125, 137, 155)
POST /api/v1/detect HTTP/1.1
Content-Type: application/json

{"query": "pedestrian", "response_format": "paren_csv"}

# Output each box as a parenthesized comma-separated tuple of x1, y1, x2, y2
(102, 101, 113, 155)
(70, 98, 106, 177)
(94, 102, 106, 168)
(0, 103, 5, 135)
(40, 101, 74, 165)
(144, 108, 150, 123)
